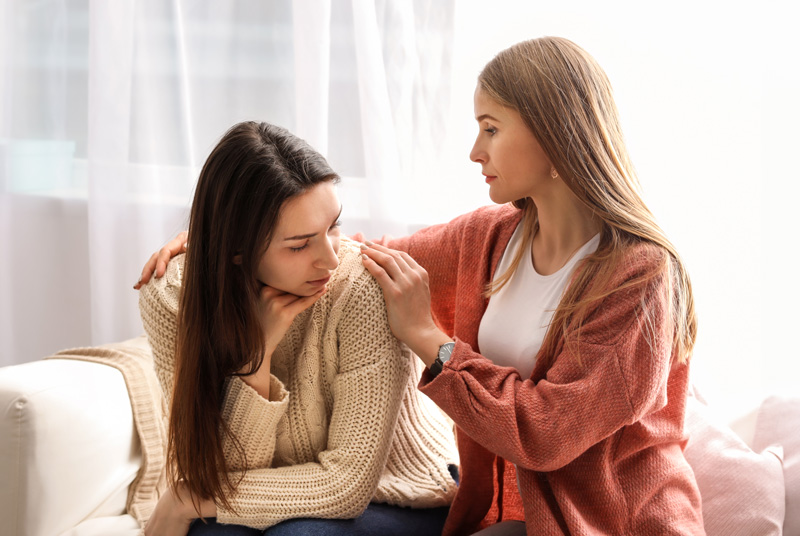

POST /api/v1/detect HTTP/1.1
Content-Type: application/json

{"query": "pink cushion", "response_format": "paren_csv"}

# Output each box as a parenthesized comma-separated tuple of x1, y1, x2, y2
(683, 394, 785, 536)
(753, 396, 800, 536)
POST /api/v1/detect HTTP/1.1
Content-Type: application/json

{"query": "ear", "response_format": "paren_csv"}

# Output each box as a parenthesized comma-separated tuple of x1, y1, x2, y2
(232, 254, 243, 265)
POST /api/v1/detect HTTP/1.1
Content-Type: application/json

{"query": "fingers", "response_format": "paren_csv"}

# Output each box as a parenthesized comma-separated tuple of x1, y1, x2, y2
(156, 232, 189, 277)
(360, 241, 428, 285)
(359, 241, 410, 280)
(290, 287, 327, 313)
(134, 252, 160, 290)
(361, 251, 395, 290)
(133, 232, 189, 290)
(260, 285, 327, 315)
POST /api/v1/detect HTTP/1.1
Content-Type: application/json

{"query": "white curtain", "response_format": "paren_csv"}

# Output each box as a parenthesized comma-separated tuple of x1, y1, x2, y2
(0, 0, 456, 366)
(1, 0, 798, 420)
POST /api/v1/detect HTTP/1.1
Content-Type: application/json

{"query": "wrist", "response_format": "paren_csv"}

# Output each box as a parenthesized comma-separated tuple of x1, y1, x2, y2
(174, 483, 216, 519)
(409, 326, 453, 368)
(240, 352, 273, 399)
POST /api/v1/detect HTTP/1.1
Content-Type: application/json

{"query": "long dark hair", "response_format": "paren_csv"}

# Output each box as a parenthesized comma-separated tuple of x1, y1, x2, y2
(170, 121, 339, 512)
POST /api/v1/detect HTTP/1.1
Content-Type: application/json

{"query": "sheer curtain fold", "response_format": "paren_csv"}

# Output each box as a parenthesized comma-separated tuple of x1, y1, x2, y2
(293, 0, 331, 154)
(88, 0, 138, 346)
(0, 0, 457, 365)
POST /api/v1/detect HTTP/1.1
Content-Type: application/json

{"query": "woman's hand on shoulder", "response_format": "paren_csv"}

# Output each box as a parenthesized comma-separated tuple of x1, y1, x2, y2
(360, 241, 450, 366)
(133, 231, 188, 290)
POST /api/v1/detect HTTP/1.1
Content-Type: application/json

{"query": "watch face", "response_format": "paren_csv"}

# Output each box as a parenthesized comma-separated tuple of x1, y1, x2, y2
(438, 342, 455, 363)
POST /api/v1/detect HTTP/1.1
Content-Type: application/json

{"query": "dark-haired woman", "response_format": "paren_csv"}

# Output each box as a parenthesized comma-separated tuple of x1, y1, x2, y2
(137, 121, 457, 535)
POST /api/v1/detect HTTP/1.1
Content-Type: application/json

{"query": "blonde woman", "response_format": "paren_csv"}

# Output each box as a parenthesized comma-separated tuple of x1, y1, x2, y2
(360, 37, 704, 535)
(141, 38, 704, 535)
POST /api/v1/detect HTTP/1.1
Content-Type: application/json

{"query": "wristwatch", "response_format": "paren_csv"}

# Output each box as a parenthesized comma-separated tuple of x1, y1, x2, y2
(429, 342, 455, 378)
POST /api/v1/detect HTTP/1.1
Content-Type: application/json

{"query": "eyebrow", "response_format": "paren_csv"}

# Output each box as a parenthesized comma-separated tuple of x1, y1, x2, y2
(476, 113, 501, 123)
(282, 205, 343, 241)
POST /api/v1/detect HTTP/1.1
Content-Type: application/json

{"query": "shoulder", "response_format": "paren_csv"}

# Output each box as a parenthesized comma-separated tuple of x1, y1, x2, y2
(407, 204, 522, 254)
(328, 237, 385, 306)
(610, 240, 670, 286)
(138, 254, 184, 319)
(326, 240, 402, 367)
(578, 240, 672, 344)
(449, 203, 521, 234)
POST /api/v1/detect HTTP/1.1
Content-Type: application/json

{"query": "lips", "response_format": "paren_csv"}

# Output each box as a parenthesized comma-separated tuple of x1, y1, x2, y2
(308, 274, 332, 286)
(483, 173, 497, 183)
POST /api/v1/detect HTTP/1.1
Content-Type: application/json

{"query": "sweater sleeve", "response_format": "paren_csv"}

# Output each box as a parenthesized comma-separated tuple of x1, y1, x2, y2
(419, 250, 675, 472)
(137, 255, 290, 470)
(214, 270, 411, 528)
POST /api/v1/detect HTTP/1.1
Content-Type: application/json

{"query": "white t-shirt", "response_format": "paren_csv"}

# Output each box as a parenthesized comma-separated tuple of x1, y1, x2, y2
(477, 224, 600, 379)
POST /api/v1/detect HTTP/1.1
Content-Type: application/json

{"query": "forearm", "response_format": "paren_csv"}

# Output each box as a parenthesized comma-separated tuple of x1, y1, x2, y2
(145, 484, 217, 536)
(221, 374, 289, 471)
(216, 354, 407, 528)
(190, 496, 217, 519)
(419, 339, 641, 471)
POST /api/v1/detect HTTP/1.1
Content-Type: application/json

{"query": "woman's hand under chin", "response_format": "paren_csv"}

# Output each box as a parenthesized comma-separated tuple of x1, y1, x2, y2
(144, 482, 215, 536)
(237, 283, 327, 400)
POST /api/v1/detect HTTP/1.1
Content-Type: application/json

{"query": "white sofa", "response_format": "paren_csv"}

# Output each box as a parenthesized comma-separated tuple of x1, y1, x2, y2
(1, 337, 797, 536)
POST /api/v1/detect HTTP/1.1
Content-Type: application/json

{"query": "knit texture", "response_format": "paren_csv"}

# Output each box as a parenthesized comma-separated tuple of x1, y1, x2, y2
(378, 204, 705, 536)
(138, 237, 457, 529)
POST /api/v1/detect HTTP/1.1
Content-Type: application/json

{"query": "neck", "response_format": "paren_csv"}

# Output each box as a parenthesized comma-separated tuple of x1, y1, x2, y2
(529, 183, 601, 276)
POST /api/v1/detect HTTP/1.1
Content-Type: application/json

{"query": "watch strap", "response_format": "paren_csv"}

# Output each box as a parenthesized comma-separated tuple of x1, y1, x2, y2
(430, 357, 444, 377)
(430, 341, 455, 378)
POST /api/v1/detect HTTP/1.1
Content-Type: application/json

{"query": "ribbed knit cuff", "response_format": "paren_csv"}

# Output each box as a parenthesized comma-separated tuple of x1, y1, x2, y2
(221, 375, 289, 470)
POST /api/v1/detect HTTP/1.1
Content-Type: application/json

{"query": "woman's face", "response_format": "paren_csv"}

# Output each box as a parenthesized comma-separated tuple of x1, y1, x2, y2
(256, 181, 342, 296)
(469, 86, 554, 204)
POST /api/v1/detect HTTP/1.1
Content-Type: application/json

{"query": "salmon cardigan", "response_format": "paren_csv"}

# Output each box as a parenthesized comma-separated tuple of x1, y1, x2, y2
(379, 204, 705, 536)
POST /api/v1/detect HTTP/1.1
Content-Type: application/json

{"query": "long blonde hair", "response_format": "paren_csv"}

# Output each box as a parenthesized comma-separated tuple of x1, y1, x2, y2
(481, 36, 696, 364)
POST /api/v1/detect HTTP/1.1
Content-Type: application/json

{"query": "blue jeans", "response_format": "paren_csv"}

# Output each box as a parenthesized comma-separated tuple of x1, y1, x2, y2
(188, 502, 450, 536)
(189, 466, 458, 536)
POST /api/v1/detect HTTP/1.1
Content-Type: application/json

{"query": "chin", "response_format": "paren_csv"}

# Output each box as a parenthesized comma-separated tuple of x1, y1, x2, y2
(296, 284, 326, 297)
(488, 189, 510, 205)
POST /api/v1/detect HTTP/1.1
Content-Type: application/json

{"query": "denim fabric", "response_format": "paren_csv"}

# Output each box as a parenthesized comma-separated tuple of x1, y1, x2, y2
(188, 466, 458, 536)
(188, 502, 450, 536)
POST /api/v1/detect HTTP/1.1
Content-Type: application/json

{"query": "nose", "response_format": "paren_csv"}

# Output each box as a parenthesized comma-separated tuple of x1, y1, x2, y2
(315, 235, 339, 271)
(470, 135, 485, 163)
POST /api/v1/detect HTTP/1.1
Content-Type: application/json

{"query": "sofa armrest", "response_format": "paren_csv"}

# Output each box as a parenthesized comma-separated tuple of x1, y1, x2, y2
(0, 358, 142, 536)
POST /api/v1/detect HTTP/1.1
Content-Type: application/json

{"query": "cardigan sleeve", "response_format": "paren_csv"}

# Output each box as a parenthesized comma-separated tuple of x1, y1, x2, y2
(214, 270, 411, 529)
(419, 249, 676, 472)
(137, 255, 290, 470)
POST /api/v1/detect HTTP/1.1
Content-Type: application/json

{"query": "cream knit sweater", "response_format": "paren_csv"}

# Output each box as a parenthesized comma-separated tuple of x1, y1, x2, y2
(138, 237, 458, 529)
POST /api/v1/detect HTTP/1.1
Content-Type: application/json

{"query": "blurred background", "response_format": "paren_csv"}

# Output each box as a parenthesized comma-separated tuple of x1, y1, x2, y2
(1, 0, 797, 420)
